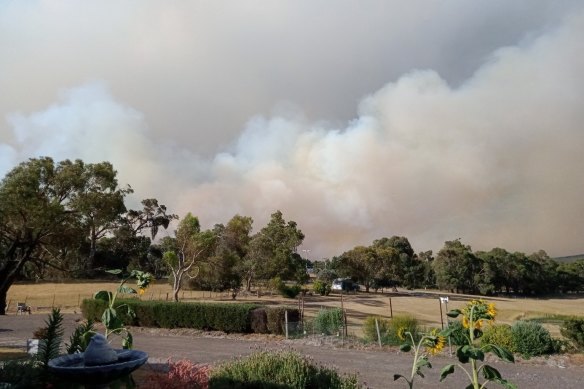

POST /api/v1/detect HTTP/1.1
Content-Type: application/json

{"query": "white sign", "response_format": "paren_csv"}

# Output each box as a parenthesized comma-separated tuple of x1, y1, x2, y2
(440, 297, 449, 303)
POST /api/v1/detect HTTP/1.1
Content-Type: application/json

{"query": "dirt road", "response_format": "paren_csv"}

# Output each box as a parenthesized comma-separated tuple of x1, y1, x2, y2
(1, 313, 583, 388)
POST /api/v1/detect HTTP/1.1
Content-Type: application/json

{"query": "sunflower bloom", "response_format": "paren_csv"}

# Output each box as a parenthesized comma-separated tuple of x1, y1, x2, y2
(426, 335, 446, 355)
(397, 327, 406, 341)
(487, 303, 497, 319)
(139, 288, 145, 295)
(462, 316, 470, 328)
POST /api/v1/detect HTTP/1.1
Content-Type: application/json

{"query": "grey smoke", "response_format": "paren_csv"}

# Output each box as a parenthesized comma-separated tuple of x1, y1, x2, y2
(1, 1, 583, 257)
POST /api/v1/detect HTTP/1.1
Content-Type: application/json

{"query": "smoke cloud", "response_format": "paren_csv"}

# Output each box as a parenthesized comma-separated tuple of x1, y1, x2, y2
(1, 2, 583, 257)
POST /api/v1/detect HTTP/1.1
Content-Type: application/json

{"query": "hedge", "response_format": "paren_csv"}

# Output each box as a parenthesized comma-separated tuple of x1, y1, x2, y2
(81, 299, 300, 335)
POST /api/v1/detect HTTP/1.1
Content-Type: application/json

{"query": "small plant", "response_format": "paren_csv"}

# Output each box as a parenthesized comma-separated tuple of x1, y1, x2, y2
(36, 308, 64, 371)
(209, 350, 361, 388)
(511, 321, 553, 358)
(143, 358, 210, 389)
(362, 316, 391, 344)
(93, 268, 153, 349)
(560, 317, 584, 349)
(313, 307, 344, 335)
(66, 319, 95, 354)
(441, 299, 516, 389)
(394, 328, 445, 389)
(313, 279, 331, 296)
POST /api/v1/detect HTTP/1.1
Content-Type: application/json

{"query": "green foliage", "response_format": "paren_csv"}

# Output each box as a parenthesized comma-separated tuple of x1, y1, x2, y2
(36, 308, 64, 371)
(250, 308, 269, 334)
(93, 268, 153, 348)
(312, 280, 331, 296)
(209, 350, 361, 389)
(82, 298, 267, 333)
(362, 316, 391, 344)
(444, 320, 468, 346)
(560, 317, 584, 349)
(511, 321, 554, 358)
(66, 319, 95, 354)
(0, 359, 42, 388)
(481, 324, 516, 353)
(442, 300, 516, 389)
(266, 306, 301, 335)
(313, 308, 344, 335)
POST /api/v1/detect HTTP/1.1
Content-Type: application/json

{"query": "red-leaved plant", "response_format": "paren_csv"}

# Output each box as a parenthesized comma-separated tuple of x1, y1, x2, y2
(143, 358, 210, 389)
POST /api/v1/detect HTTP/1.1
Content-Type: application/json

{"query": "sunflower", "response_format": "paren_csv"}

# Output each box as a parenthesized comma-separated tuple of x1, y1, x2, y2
(426, 335, 446, 355)
(397, 326, 407, 341)
(462, 316, 470, 329)
(487, 303, 497, 319)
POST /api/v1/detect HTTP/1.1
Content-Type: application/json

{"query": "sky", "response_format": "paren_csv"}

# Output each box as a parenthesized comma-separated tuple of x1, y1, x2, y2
(1, 0, 583, 258)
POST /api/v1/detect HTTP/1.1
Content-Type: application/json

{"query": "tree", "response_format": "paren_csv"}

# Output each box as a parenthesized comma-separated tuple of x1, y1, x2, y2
(0, 158, 86, 314)
(433, 240, 481, 294)
(190, 215, 253, 297)
(338, 245, 399, 292)
(373, 236, 422, 289)
(163, 213, 216, 301)
(244, 211, 305, 290)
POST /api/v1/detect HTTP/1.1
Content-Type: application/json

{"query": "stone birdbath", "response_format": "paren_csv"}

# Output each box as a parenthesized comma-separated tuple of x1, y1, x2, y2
(48, 334, 148, 388)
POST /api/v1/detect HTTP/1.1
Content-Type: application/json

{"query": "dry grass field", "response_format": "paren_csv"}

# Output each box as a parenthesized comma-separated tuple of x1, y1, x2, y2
(6, 280, 583, 337)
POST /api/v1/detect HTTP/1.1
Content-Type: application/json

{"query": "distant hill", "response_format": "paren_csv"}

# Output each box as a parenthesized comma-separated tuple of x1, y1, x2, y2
(553, 254, 584, 263)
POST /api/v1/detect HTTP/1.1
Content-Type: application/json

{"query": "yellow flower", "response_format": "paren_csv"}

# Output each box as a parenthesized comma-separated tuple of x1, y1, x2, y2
(426, 335, 446, 355)
(487, 303, 497, 319)
(139, 288, 145, 295)
(462, 316, 469, 328)
(397, 327, 406, 341)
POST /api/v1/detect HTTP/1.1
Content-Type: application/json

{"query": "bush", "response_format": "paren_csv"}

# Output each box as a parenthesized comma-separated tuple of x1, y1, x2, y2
(511, 321, 554, 358)
(209, 350, 361, 388)
(250, 308, 269, 334)
(266, 307, 301, 335)
(313, 308, 344, 336)
(480, 324, 516, 353)
(561, 317, 584, 349)
(362, 316, 391, 344)
(82, 299, 260, 333)
(312, 280, 331, 296)
(368, 315, 421, 346)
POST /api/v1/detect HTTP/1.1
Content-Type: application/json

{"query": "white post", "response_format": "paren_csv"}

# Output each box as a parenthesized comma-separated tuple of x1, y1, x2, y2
(285, 310, 289, 339)
(375, 318, 382, 348)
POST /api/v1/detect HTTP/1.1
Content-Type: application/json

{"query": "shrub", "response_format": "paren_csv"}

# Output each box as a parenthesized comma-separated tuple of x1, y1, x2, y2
(511, 321, 554, 358)
(82, 299, 259, 333)
(480, 324, 516, 353)
(209, 350, 361, 388)
(266, 307, 301, 335)
(313, 308, 344, 336)
(374, 315, 420, 345)
(250, 308, 269, 334)
(312, 280, 331, 296)
(561, 317, 584, 349)
(362, 316, 391, 344)
(270, 277, 302, 299)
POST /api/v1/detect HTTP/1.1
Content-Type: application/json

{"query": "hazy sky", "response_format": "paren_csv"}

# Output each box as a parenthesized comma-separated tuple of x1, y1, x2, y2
(1, 1, 583, 258)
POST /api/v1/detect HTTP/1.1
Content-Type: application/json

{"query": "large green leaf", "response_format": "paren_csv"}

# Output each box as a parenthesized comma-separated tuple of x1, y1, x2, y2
(393, 374, 405, 381)
(439, 364, 455, 382)
(457, 345, 470, 363)
(102, 308, 123, 331)
(94, 290, 112, 302)
(105, 269, 123, 275)
(482, 365, 502, 380)
(447, 309, 462, 318)
(489, 344, 515, 363)
(117, 285, 136, 294)
(122, 332, 133, 350)
(400, 343, 412, 352)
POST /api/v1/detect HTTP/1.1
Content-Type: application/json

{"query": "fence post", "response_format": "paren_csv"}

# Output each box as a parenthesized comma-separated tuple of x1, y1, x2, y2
(285, 310, 289, 339)
(51, 294, 56, 308)
(389, 297, 393, 319)
(375, 318, 382, 348)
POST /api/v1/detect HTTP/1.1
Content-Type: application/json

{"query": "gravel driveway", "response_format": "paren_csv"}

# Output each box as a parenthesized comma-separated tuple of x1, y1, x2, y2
(1, 313, 583, 388)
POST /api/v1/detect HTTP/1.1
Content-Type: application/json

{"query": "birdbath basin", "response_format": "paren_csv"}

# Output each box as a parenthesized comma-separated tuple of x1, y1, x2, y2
(48, 334, 148, 387)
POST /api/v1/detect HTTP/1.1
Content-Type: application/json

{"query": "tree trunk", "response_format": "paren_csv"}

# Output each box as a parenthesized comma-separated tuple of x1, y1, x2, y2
(173, 272, 181, 302)
(0, 286, 8, 315)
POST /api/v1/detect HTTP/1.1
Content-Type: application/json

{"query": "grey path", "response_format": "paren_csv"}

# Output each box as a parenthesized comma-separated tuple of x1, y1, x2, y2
(1, 314, 583, 388)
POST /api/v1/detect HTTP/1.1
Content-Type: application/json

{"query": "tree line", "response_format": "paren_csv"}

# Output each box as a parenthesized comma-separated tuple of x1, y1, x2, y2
(1, 157, 583, 314)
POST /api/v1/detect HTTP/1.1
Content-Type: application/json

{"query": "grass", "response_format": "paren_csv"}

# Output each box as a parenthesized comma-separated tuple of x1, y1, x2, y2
(0, 347, 28, 362)
(6, 281, 584, 338)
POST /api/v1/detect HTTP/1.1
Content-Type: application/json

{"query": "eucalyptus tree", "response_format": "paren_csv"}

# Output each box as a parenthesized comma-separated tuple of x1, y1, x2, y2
(163, 213, 217, 301)
(244, 210, 305, 290)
